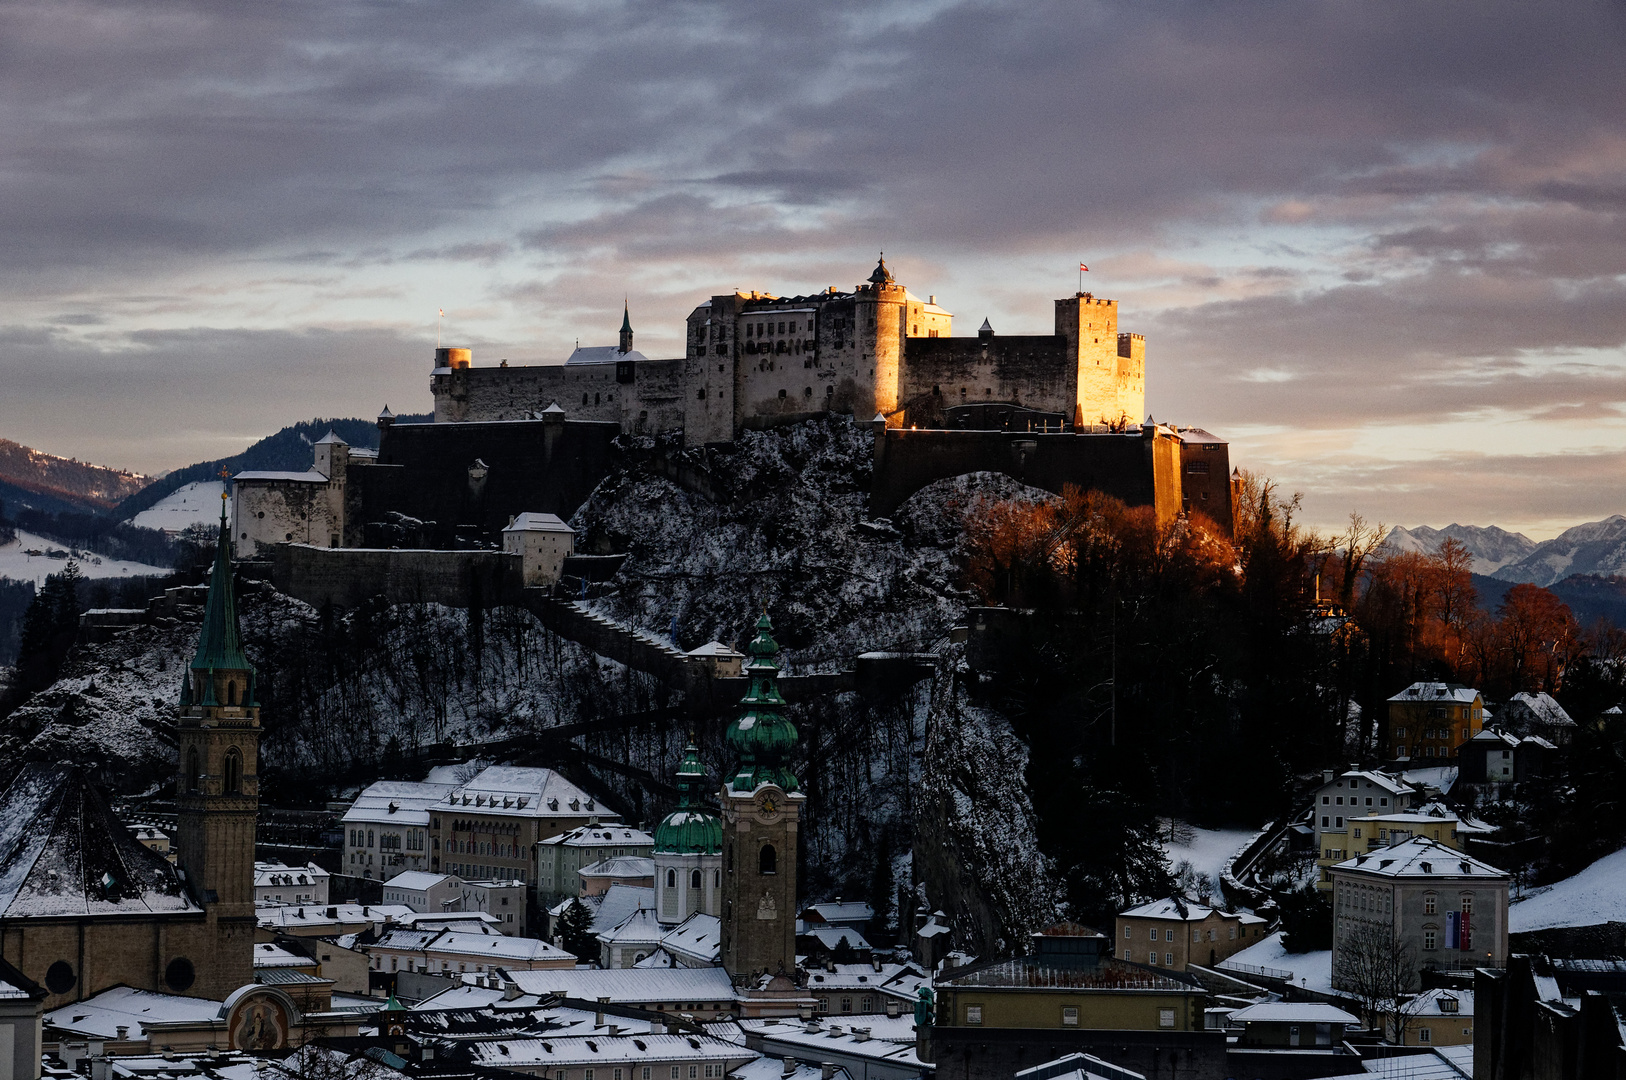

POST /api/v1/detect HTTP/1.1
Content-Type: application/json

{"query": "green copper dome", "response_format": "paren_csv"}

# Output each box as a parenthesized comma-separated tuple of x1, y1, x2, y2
(181, 500, 256, 707)
(654, 738, 722, 855)
(724, 613, 800, 793)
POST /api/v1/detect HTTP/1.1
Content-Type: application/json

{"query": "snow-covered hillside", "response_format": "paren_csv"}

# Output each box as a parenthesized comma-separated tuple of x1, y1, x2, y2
(1383, 524, 1536, 575)
(129, 481, 229, 534)
(1509, 844, 1626, 932)
(0, 529, 170, 586)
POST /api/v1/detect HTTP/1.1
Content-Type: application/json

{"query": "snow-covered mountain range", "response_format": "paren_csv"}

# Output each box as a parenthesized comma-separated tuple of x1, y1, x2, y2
(1385, 515, 1626, 587)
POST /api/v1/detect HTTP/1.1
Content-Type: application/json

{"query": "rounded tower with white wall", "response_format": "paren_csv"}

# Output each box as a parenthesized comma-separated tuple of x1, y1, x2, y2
(653, 738, 723, 925)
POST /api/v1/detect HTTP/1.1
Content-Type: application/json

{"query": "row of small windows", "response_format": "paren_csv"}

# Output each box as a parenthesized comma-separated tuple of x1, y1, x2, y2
(664, 868, 720, 889)
(932, 386, 997, 397)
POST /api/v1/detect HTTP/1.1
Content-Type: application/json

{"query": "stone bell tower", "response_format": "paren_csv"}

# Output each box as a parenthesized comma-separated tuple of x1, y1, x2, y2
(174, 495, 259, 995)
(720, 613, 805, 984)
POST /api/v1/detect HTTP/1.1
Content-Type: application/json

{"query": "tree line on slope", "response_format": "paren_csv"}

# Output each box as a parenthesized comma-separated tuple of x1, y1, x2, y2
(957, 474, 1625, 928)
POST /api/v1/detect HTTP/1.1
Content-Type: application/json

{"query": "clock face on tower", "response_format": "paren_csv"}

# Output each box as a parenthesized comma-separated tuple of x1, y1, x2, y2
(754, 788, 783, 822)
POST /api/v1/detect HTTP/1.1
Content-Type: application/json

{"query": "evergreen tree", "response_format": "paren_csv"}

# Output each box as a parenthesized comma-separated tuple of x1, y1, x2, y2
(558, 899, 599, 962)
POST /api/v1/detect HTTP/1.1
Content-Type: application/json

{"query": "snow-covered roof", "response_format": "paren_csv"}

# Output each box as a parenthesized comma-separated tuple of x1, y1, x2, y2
(634, 948, 676, 968)
(233, 469, 329, 483)
(314, 431, 348, 446)
(589, 884, 655, 934)
(384, 871, 454, 892)
(566, 346, 650, 365)
(441, 766, 617, 822)
(1504, 691, 1575, 728)
(733, 1059, 851, 1080)
(1469, 728, 1521, 748)
(801, 927, 871, 952)
(1411, 988, 1474, 1018)
(739, 1018, 929, 1067)
(1120, 897, 1227, 922)
(1322, 769, 1415, 797)
(688, 641, 744, 659)
(803, 963, 928, 1002)
(255, 902, 414, 932)
(503, 966, 739, 1006)
(1228, 1002, 1360, 1025)
(0, 763, 202, 919)
(460, 1033, 752, 1071)
(598, 906, 664, 946)
(373, 927, 573, 963)
(341, 779, 457, 827)
(396, 910, 500, 930)
(505, 512, 574, 534)
(45, 986, 222, 1040)
(580, 856, 655, 878)
(1388, 682, 1480, 704)
(1333, 837, 1509, 880)
(802, 900, 875, 925)
(540, 825, 654, 849)
(252, 942, 313, 968)
(662, 913, 722, 964)
(254, 862, 328, 887)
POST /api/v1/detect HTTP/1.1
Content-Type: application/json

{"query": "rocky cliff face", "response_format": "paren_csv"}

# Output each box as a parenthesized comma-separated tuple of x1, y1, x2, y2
(0, 416, 1059, 953)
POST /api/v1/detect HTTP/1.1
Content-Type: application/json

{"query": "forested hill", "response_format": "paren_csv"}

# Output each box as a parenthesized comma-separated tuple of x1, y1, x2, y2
(0, 439, 148, 514)
(114, 414, 429, 520)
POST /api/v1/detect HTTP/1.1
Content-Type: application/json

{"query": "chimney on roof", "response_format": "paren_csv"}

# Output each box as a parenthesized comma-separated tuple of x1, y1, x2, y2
(821, 1065, 837, 1080)
(597, 997, 610, 1027)
(782, 1058, 797, 1078)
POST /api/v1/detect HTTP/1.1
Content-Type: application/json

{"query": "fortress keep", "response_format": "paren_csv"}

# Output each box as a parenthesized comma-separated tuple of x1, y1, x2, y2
(430, 257, 1145, 443)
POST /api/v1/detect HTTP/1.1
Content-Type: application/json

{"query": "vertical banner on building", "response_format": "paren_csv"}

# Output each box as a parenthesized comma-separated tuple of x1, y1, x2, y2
(1446, 910, 1460, 949)
(1461, 911, 1472, 951)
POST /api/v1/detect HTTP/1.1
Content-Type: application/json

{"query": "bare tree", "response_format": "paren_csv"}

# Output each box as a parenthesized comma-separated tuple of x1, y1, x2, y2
(1337, 512, 1386, 613)
(1335, 919, 1423, 1043)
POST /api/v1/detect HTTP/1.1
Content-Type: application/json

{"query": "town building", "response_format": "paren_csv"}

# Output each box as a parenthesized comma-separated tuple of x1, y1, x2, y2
(1386, 682, 1484, 763)
(580, 857, 657, 896)
(929, 925, 1222, 1080)
(460, 880, 527, 936)
(1222, 1001, 1362, 1077)
(366, 925, 574, 976)
(1310, 768, 1419, 890)
(497, 966, 741, 1020)
(652, 739, 723, 927)
(1457, 728, 1558, 787)
(254, 862, 330, 906)
(739, 1015, 928, 1080)
(537, 824, 655, 903)
(1329, 837, 1509, 994)
(127, 824, 173, 862)
(803, 963, 929, 1017)
(231, 431, 367, 556)
(343, 767, 617, 887)
(1113, 896, 1267, 971)
(1390, 987, 1474, 1048)
(379, 871, 464, 914)
(502, 512, 576, 587)
(1494, 691, 1576, 745)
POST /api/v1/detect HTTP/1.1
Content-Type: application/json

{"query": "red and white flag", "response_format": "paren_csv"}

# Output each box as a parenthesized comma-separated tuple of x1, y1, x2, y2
(1079, 263, 1089, 272)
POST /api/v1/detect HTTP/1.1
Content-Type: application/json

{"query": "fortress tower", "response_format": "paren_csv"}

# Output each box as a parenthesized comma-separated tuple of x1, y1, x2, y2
(1056, 293, 1144, 427)
(720, 613, 805, 984)
(174, 497, 259, 994)
(855, 256, 909, 424)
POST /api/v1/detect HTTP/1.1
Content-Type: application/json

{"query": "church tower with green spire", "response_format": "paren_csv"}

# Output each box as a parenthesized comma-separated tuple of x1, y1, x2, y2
(653, 737, 723, 926)
(173, 492, 258, 996)
(720, 612, 806, 987)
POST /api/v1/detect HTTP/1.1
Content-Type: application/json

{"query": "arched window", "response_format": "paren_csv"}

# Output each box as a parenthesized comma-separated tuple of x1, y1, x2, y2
(713, 869, 719, 887)
(223, 749, 243, 795)
(226, 680, 237, 706)
(367, 830, 375, 848)
(690, 869, 702, 890)
(185, 748, 200, 793)
(759, 844, 777, 875)
(666, 869, 676, 889)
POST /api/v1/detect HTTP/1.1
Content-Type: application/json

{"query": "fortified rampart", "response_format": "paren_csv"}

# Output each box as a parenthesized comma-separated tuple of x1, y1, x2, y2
(869, 420, 1184, 520)
(353, 414, 620, 544)
(270, 544, 524, 610)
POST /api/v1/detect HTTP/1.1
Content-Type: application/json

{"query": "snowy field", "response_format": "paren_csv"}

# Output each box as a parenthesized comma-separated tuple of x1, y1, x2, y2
(1221, 930, 1335, 994)
(0, 529, 170, 587)
(1510, 844, 1626, 932)
(1164, 823, 1260, 890)
(129, 481, 229, 534)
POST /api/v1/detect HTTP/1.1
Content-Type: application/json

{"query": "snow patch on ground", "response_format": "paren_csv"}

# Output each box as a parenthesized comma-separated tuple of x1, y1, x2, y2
(1164, 824, 1260, 892)
(129, 481, 229, 534)
(0, 530, 170, 587)
(1509, 844, 1626, 932)
(1222, 930, 1335, 995)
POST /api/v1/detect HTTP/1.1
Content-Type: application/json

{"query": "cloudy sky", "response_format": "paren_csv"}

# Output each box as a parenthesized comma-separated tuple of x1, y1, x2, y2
(3, 0, 1623, 537)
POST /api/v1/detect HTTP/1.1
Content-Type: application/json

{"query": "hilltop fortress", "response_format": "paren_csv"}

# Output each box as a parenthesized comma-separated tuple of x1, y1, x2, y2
(431, 257, 1145, 442)
(232, 258, 1233, 561)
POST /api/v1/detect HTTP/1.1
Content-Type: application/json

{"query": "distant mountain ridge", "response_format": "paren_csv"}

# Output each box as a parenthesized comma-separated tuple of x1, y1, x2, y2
(1383, 523, 1537, 575)
(0, 438, 149, 514)
(113, 414, 429, 521)
(1386, 515, 1626, 588)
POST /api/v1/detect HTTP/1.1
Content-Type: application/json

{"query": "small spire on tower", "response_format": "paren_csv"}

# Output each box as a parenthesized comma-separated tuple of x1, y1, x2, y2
(620, 299, 634, 354)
